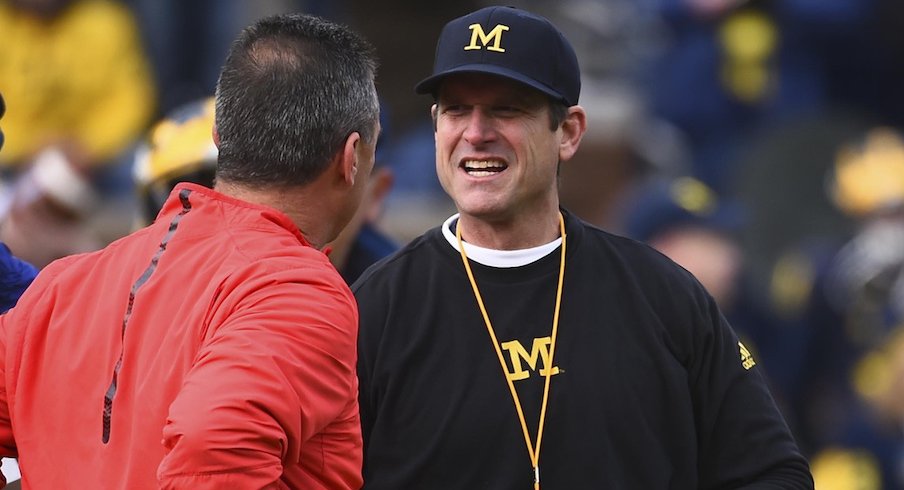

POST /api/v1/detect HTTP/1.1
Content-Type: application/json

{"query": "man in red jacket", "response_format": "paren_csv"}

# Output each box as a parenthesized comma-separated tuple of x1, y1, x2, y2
(0, 12, 379, 489)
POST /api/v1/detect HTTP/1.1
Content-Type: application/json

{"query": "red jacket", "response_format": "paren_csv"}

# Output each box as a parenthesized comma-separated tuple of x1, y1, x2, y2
(0, 183, 363, 489)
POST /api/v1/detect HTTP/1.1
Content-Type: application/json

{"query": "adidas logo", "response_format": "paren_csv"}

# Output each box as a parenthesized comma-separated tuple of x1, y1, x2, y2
(739, 341, 756, 370)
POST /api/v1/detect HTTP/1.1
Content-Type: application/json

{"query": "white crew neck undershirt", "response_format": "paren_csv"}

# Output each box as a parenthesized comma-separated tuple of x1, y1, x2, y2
(441, 214, 563, 268)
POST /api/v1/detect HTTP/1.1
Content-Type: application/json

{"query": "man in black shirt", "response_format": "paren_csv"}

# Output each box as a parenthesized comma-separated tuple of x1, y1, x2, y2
(353, 5, 813, 488)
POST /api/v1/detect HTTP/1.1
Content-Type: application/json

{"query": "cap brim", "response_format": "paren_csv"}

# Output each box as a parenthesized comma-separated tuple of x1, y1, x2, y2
(415, 64, 566, 104)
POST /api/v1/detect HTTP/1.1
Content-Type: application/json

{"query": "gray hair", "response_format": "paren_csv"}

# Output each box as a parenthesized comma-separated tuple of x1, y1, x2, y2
(215, 13, 379, 187)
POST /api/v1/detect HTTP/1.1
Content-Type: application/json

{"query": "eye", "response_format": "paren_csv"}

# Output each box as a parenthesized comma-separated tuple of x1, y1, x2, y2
(441, 104, 468, 116)
(493, 105, 522, 116)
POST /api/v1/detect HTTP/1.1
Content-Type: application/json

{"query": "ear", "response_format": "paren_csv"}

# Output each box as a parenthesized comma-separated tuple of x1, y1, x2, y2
(363, 166, 394, 222)
(431, 104, 438, 132)
(212, 124, 221, 148)
(339, 131, 362, 186)
(558, 105, 587, 162)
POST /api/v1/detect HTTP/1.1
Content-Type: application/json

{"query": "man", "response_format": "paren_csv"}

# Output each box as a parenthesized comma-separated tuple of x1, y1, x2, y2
(353, 6, 812, 488)
(0, 13, 379, 489)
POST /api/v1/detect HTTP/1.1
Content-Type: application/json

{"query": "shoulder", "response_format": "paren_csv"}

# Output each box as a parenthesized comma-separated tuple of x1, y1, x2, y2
(0, 251, 91, 332)
(570, 215, 704, 294)
(229, 245, 353, 307)
(568, 215, 718, 336)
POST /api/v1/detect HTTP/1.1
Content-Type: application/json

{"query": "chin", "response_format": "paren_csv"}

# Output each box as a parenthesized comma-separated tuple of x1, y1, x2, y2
(455, 194, 506, 215)
(457, 205, 507, 222)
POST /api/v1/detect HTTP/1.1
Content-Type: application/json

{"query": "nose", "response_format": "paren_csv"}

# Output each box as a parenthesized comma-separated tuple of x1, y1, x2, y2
(462, 108, 495, 146)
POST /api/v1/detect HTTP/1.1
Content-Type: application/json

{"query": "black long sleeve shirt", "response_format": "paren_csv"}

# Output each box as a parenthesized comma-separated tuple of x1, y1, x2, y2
(354, 211, 813, 489)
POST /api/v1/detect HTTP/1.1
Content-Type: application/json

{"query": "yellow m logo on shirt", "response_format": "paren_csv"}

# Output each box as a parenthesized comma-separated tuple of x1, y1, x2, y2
(500, 337, 560, 381)
(465, 23, 509, 52)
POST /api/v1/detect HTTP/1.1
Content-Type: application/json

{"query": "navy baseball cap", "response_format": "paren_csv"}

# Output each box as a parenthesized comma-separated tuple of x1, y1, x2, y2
(415, 6, 581, 106)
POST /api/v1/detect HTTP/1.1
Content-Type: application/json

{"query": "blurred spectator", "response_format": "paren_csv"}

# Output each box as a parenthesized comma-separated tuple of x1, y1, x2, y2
(132, 98, 219, 226)
(0, 0, 157, 266)
(0, 0, 156, 169)
(646, 0, 880, 193)
(0, 144, 102, 268)
(796, 126, 904, 488)
(731, 111, 868, 316)
(133, 96, 397, 283)
(620, 176, 810, 422)
(622, 176, 745, 307)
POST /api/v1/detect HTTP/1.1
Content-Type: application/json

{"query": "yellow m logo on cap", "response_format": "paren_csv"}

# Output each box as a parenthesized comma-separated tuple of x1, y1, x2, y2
(465, 23, 509, 52)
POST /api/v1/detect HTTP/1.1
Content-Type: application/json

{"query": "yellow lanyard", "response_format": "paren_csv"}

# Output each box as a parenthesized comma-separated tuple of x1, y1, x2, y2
(456, 213, 566, 490)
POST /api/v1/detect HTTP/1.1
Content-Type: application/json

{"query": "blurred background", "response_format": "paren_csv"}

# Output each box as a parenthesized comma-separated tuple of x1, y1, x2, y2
(2, 0, 904, 487)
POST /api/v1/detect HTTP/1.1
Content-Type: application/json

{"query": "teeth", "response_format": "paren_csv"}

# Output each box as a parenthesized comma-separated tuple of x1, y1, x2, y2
(463, 160, 505, 170)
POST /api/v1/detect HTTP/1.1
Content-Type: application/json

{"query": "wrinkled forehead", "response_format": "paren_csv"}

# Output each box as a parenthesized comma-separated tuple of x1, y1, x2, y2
(436, 73, 548, 106)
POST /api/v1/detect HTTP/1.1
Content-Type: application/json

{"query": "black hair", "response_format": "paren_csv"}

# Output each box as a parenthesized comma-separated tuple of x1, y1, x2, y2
(547, 100, 568, 131)
(214, 13, 379, 187)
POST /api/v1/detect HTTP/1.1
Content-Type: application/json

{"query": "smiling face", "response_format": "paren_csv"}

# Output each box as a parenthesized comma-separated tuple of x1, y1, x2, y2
(434, 74, 572, 227)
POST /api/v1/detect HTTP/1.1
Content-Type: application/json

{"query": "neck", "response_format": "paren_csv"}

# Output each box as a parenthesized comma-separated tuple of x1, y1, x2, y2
(214, 180, 335, 249)
(457, 208, 563, 250)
